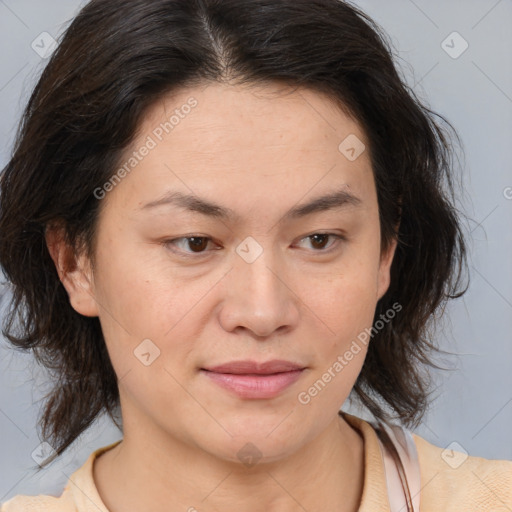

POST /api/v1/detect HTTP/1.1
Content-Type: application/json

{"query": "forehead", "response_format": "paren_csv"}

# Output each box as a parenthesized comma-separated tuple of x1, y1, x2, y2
(139, 81, 365, 153)
(107, 81, 375, 219)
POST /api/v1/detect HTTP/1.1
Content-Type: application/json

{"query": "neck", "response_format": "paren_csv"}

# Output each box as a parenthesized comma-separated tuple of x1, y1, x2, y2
(93, 413, 365, 512)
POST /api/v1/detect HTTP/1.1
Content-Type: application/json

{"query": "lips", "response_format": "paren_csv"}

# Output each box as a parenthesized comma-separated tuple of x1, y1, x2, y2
(200, 359, 306, 399)
(203, 359, 305, 375)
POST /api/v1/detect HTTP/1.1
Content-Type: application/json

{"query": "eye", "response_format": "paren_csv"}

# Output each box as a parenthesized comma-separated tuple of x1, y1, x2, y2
(163, 232, 345, 258)
(164, 236, 217, 256)
(295, 233, 345, 252)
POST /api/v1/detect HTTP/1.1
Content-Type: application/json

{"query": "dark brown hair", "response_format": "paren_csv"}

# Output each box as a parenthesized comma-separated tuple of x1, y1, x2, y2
(0, 0, 469, 462)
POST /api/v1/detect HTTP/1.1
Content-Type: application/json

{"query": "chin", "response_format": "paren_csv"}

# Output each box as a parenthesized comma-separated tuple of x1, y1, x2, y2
(209, 435, 303, 467)
(197, 415, 309, 465)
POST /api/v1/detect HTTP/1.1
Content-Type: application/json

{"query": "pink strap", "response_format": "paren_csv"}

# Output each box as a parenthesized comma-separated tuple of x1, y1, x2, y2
(373, 421, 421, 512)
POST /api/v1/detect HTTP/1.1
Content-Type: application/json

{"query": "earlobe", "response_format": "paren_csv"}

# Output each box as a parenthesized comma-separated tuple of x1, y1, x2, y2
(377, 236, 398, 301)
(45, 225, 99, 317)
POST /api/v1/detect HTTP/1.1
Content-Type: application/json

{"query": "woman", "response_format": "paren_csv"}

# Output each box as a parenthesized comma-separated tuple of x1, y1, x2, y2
(0, 0, 510, 510)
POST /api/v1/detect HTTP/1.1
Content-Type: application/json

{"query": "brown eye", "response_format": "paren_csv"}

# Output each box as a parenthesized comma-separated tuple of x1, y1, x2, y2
(164, 236, 215, 256)
(296, 233, 344, 252)
(309, 234, 331, 250)
(164, 232, 344, 259)
(185, 237, 210, 252)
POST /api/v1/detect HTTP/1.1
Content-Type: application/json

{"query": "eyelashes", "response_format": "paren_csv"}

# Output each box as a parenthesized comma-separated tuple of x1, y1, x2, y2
(163, 232, 346, 258)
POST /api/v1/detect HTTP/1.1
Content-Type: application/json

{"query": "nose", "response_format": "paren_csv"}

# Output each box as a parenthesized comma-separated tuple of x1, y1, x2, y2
(217, 241, 300, 338)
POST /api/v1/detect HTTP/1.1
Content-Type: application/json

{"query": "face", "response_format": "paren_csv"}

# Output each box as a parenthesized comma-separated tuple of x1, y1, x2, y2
(50, 81, 396, 464)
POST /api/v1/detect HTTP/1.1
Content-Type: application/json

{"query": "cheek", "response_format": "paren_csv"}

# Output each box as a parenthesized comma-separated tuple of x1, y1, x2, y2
(306, 257, 380, 337)
(311, 281, 377, 384)
(295, 273, 376, 411)
(91, 235, 216, 377)
(93, 233, 179, 331)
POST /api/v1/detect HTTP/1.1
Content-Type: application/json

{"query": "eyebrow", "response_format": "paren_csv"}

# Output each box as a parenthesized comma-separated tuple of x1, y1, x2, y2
(139, 186, 362, 223)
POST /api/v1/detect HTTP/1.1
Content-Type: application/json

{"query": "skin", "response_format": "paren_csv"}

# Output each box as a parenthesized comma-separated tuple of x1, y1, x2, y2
(46, 81, 397, 512)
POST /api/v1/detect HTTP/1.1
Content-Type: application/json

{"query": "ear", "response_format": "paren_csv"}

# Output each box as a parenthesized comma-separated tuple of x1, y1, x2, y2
(376, 236, 398, 301)
(45, 224, 99, 317)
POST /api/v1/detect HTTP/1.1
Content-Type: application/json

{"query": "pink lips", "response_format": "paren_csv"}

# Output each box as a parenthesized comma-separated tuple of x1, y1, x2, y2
(201, 359, 306, 399)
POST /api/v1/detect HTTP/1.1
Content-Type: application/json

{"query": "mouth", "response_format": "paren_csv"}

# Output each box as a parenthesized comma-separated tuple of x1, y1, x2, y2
(200, 359, 307, 399)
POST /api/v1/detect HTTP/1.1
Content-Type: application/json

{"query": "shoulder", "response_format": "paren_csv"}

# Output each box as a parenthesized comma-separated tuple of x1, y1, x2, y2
(1, 489, 76, 512)
(1, 440, 121, 512)
(412, 432, 512, 510)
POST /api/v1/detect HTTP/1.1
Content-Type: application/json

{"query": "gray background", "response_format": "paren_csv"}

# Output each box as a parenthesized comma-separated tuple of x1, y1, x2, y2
(1, 0, 511, 502)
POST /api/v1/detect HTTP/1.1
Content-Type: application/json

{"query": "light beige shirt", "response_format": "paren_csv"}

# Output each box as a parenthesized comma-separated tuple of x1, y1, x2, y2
(2, 413, 512, 511)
